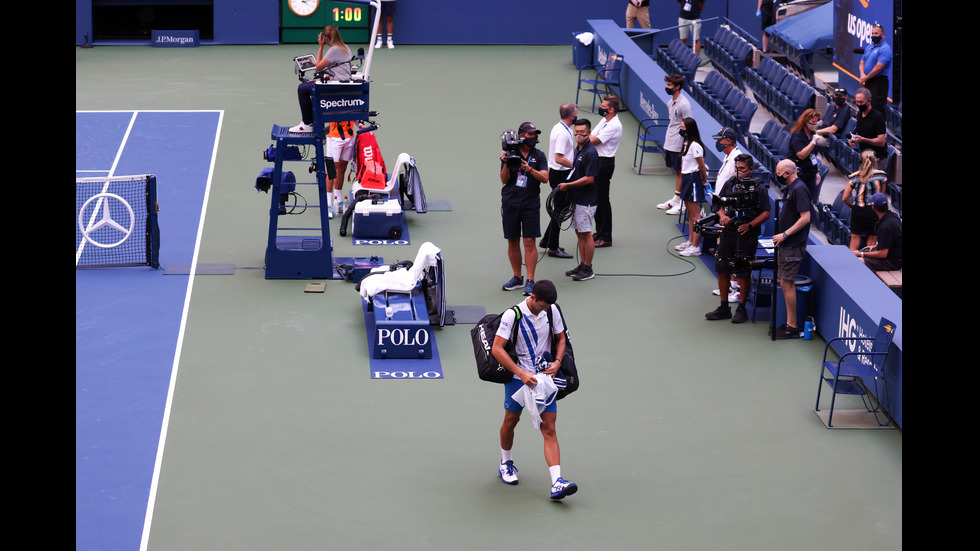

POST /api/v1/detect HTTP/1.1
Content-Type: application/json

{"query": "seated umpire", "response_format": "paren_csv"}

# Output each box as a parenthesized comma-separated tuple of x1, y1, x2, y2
(706, 154, 771, 323)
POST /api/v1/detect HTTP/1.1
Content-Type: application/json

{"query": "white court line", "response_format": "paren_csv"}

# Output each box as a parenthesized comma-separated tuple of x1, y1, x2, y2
(137, 110, 224, 551)
(75, 111, 138, 266)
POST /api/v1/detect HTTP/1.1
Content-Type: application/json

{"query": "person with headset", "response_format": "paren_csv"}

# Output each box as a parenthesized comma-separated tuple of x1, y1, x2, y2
(499, 122, 549, 297)
(705, 154, 771, 323)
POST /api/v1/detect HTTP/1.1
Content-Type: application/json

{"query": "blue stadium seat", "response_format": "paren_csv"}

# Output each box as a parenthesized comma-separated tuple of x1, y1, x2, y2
(656, 39, 700, 90)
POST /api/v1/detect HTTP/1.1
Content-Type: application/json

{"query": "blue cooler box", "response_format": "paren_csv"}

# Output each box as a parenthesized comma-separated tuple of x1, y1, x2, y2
(353, 199, 406, 239)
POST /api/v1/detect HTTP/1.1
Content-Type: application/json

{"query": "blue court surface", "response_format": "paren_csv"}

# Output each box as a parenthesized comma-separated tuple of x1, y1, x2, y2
(76, 110, 222, 551)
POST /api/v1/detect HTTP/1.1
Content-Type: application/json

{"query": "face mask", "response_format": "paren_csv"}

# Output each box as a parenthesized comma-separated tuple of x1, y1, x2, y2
(524, 136, 538, 148)
(833, 96, 845, 106)
(858, 103, 870, 113)
(665, 87, 675, 96)
(806, 122, 817, 131)
(598, 107, 609, 116)
(871, 35, 883, 45)
(715, 141, 727, 152)
(679, 129, 688, 138)
(776, 174, 788, 186)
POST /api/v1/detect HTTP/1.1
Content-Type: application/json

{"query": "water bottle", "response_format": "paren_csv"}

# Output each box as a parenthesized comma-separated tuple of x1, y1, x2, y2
(803, 316, 815, 340)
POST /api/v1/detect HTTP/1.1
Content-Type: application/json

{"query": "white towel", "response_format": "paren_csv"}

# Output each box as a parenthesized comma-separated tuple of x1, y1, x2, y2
(511, 374, 558, 429)
(358, 242, 441, 299)
(575, 32, 594, 46)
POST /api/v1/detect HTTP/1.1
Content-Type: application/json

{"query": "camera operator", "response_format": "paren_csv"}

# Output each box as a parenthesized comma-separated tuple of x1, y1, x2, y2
(705, 155, 771, 323)
(499, 122, 549, 296)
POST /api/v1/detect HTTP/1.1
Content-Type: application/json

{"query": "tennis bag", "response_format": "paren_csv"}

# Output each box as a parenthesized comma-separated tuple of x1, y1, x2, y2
(471, 304, 579, 398)
(353, 129, 387, 191)
(549, 303, 579, 400)
(471, 307, 521, 383)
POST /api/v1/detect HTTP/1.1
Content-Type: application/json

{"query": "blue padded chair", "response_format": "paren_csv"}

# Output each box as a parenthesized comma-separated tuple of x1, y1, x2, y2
(757, 119, 781, 148)
(634, 117, 669, 173)
(733, 96, 757, 136)
(768, 130, 791, 175)
(577, 53, 624, 113)
(816, 317, 897, 428)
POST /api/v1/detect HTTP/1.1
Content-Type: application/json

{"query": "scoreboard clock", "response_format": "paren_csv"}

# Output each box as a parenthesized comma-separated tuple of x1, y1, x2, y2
(281, 1, 372, 44)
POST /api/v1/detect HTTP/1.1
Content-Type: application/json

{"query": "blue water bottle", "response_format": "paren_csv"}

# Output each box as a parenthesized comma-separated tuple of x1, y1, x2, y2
(803, 316, 815, 340)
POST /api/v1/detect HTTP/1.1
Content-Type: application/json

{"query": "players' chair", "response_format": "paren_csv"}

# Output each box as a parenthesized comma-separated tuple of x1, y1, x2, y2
(815, 317, 896, 428)
(633, 117, 669, 174)
(576, 54, 624, 113)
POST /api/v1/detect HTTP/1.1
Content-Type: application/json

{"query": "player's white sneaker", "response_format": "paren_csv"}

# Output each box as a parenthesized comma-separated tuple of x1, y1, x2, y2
(499, 460, 519, 485)
(550, 477, 578, 499)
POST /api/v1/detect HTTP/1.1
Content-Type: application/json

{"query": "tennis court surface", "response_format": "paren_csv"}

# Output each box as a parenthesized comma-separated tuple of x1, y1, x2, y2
(76, 45, 900, 551)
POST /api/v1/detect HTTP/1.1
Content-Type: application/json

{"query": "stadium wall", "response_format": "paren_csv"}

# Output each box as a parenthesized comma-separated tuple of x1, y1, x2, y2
(76, 0, 764, 46)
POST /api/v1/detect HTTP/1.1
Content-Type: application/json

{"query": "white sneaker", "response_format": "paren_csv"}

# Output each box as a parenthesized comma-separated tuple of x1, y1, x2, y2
(289, 122, 313, 133)
(657, 195, 681, 210)
(712, 288, 740, 302)
(666, 202, 685, 215)
(679, 244, 701, 257)
(387, 37, 394, 49)
(374, 37, 382, 49)
(550, 477, 578, 500)
(675, 240, 692, 251)
(499, 460, 518, 485)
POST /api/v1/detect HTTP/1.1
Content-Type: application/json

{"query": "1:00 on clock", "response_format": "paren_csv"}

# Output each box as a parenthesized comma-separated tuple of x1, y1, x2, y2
(333, 6, 362, 22)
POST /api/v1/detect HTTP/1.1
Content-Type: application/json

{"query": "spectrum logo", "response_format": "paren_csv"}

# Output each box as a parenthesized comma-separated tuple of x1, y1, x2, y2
(319, 98, 366, 109)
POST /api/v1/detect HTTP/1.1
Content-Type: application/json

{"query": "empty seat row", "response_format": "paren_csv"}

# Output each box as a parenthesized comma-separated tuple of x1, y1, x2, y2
(745, 56, 815, 125)
(656, 39, 700, 91)
(745, 119, 790, 177)
(702, 26, 754, 89)
(813, 190, 852, 247)
(693, 71, 757, 136)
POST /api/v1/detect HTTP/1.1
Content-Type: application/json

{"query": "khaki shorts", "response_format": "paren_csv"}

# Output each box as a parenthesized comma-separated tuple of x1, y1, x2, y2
(571, 204, 596, 233)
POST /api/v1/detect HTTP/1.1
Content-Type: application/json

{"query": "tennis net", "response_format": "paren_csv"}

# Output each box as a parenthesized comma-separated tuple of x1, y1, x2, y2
(76, 175, 161, 268)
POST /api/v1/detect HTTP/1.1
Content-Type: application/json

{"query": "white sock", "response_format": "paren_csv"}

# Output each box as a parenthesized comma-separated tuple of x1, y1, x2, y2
(501, 449, 512, 463)
(549, 465, 561, 484)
